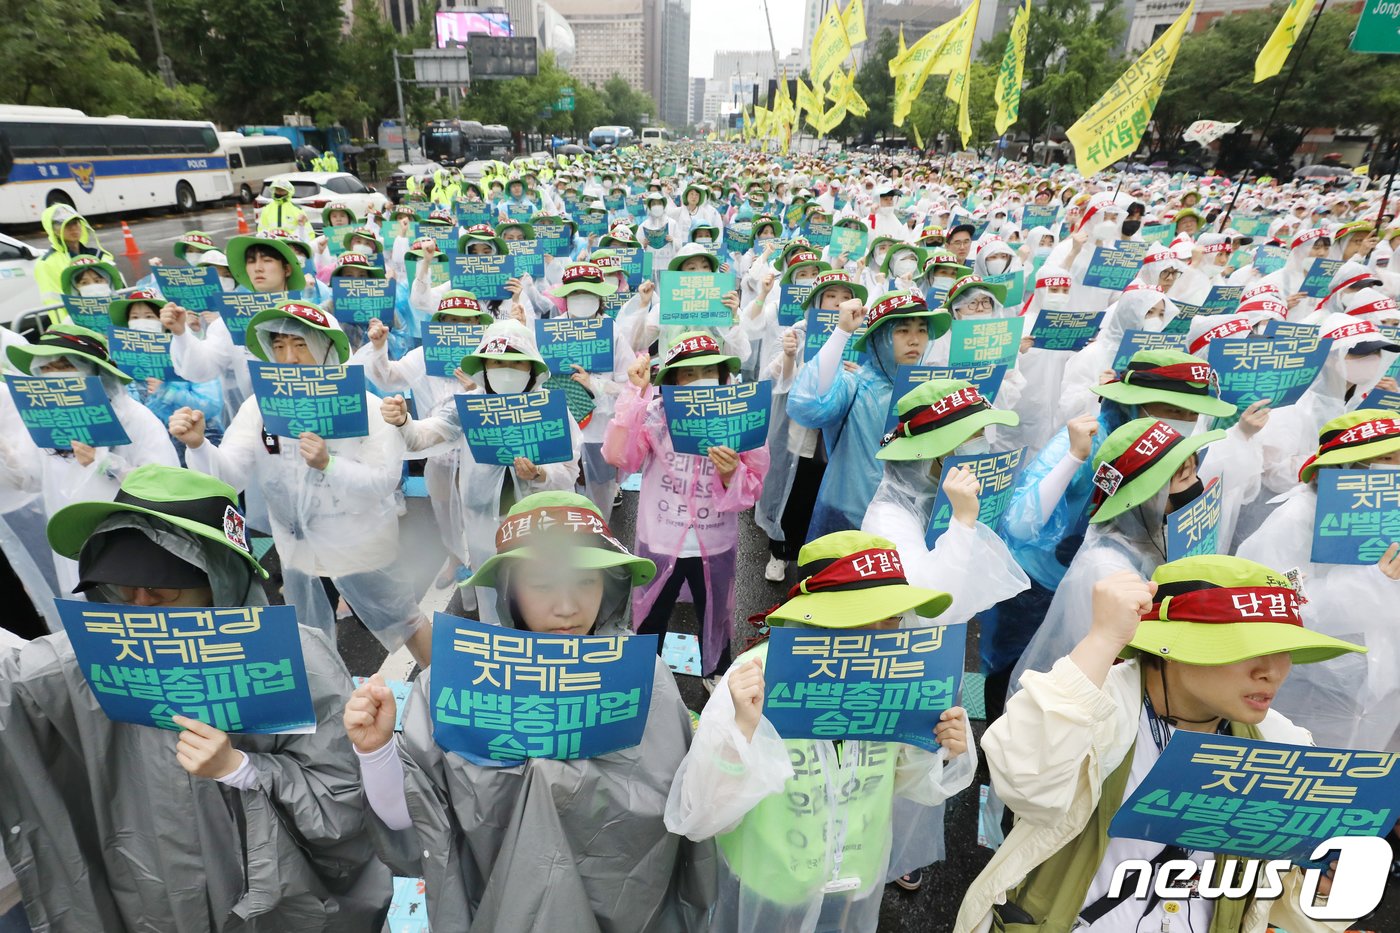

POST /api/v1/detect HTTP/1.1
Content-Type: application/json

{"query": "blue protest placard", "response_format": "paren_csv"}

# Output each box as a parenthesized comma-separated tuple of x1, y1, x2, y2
(154, 265, 222, 312)
(661, 381, 772, 455)
(804, 218, 833, 248)
(1230, 216, 1274, 237)
(1361, 389, 1400, 412)
(506, 238, 546, 280)
(1200, 284, 1245, 314)
(212, 291, 288, 347)
(1311, 468, 1400, 565)
(422, 223, 456, 255)
(331, 276, 395, 326)
(420, 321, 488, 378)
(533, 222, 573, 256)
(449, 254, 513, 300)
(108, 326, 175, 382)
(1206, 335, 1331, 408)
(1020, 205, 1059, 230)
(577, 209, 609, 238)
(56, 600, 315, 734)
(455, 389, 574, 465)
(783, 202, 805, 229)
(762, 624, 968, 752)
(1166, 477, 1223, 560)
(60, 294, 112, 331)
(1299, 258, 1345, 300)
(534, 317, 614, 375)
(1161, 300, 1209, 336)
(1082, 246, 1144, 292)
(1261, 320, 1322, 341)
(983, 270, 1025, 308)
(1030, 310, 1104, 351)
(885, 364, 1008, 433)
(380, 219, 420, 245)
(948, 317, 1025, 369)
(925, 448, 1026, 545)
(247, 362, 369, 439)
(726, 222, 754, 252)
(778, 283, 812, 327)
(323, 224, 354, 257)
(659, 270, 735, 327)
(456, 208, 493, 229)
(643, 226, 669, 250)
(803, 304, 867, 364)
(1112, 329, 1191, 372)
(430, 613, 657, 764)
(603, 194, 625, 212)
(830, 224, 869, 261)
(1108, 731, 1400, 863)
(610, 246, 650, 289)
(1252, 244, 1289, 276)
(9, 374, 130, 450)
(1138, 223, 1176, 246)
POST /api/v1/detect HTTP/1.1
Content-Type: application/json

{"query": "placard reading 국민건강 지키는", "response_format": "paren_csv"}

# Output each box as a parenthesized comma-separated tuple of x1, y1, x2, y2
(108, 326, 176, 382)
(1299, 258, 1346, 300)
(1112, 330, 1190, 373)
(56, 600, 315, 734)
(449, 254, 514, 301)
(1311, 468, 1400, 565)
(247, 362, 369, 440)
(660, 381, 772, 456)
(1082, 245, 1145, 292)
(154, 265, 222, 312)
(804, 303, 868, 365)
(9, 374, 130, 450)
(778, 283, 813, 328)
(59, 294, 113, 331)
(534, 317, 614, 376)
(1206, 335, 1332, 409)
(212, 291, 289, 347)
(762, 623, 968, 752)
(1029, 310, 1104, 352)
(420, 321, 489, 378)
(1166, 476, 1224, 561)
(455, 389, 573, 466)
(430, 613, 657, 765)
(1108, 731, 1400, 864)
(925, 449, 1026, 546)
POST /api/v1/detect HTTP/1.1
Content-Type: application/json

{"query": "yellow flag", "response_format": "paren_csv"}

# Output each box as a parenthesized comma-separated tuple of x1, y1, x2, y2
(811, 5, 854, 85)
(889, 18, 959, 126)
(842, 0, 867, 46)
(939, 0, 979, 147)
(995, 0, 1031, 135)
(1254, 0, 1316, 82)
(796, 77, 822, 120)
(912, 122, 925, 151)
(1067, 2, 1194, 177)
(828, 67, 869, 117)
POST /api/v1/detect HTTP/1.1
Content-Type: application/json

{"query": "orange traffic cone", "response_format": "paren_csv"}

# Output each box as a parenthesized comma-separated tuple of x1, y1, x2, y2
(120, 220, 141, 257)
(236, 205, 250, 234)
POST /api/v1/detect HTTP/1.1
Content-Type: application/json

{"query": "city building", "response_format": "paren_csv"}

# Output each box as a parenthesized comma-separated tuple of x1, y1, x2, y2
(379, 0, 574, 70)
(859, 0, 961, 61)
(549, 0, 691, 126)
(691, 76, 707, 125)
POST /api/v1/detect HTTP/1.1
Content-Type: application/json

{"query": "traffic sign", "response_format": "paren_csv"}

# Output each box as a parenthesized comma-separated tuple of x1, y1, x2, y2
(1352, 0, 1400, 54)
(556, 87, 575, 111)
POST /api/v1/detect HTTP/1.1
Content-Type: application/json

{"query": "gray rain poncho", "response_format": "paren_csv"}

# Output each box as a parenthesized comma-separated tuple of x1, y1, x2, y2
(0, 515, 390, 931)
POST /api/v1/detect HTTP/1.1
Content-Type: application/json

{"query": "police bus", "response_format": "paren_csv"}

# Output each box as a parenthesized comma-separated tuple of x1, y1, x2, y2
(0, 105, 232, 226)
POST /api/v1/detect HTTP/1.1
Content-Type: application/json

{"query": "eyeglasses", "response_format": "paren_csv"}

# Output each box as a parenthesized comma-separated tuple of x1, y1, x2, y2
(95, 584, 191, 606)
(961, 296, 995, 312)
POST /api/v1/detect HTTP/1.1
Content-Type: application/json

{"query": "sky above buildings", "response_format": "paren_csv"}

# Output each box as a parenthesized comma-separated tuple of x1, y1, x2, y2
(688, 0, 806, 78)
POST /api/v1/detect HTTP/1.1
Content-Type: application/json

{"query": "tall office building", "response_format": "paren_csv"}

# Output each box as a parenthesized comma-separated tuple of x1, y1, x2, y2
(551, 0, 691, 125)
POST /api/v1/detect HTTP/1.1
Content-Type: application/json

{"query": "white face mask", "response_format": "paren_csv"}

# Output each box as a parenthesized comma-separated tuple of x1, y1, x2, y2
(955, 435, 991, 457)
(77, 282, 112, 298)
(1162, 417, 1198, 436)
(649, 205, 665, 218)
(1041, 292, 1070, 311)
(127, 318, 164, 334)
(1366, 460, 1400, 470)
(684, 377, 719, 388)
(931, 275, 955, 292)
(792, 273, 818, 287)
(1035, 245, 1053, 258)
(1344, 353, 1384, 387)
(486, 367, 532, 395)
(1141, 315, 1168, 333)
(565, 293, 601, 319)
(186, 256, 203, 267)
(892, 255, 918, 277)
(986, 256, 1011, 275)
(874, 247, 890, 266)
(218, 274, 237, 292)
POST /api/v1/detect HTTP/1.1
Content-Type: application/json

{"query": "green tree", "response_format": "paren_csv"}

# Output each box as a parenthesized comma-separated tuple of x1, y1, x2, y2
(908, 62, 1000, 150)
(598, 75, 658, 129)
(839, 28, 898, 142)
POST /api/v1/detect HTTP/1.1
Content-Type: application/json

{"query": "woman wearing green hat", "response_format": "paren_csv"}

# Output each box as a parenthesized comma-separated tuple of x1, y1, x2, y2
(678, 181, 724, 247)
(0, 463, 392, 931)
(382, 319, 582, 622)
(410, 225, 545, 328)
(1238, 409, 1400, 752)
(345, 491, 712, 931)
(170, 300, 433, 666)
(789, 290, 951, 540)
(957, 556, 1366, 933)
(616, 243, 748, 364)
(666, 530, 974, 932)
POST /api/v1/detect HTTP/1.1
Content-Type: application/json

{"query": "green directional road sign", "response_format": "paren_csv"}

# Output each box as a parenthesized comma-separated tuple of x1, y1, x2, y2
(1352, 0, 1400, 54)
(556, 87, 575, 111)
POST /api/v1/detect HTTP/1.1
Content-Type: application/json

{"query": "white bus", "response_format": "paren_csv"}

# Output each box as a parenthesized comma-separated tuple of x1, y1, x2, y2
(640, 127, 671, 146)
(0, 105, 232, 226)
(219, 133, 298, 203)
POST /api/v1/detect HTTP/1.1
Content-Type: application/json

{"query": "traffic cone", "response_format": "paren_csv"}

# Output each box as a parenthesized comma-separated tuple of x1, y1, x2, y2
(236, 205, 250, 234)
(120, 221, 141, 258)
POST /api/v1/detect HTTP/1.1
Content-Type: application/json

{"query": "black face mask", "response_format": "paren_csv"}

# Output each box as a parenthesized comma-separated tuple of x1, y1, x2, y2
(1167, 478, 1205, 514)
(1121, 219, 1142, 237)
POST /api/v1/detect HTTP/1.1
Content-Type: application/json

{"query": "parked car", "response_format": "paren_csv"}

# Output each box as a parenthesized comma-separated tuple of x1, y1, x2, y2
(254, 172, 388, 225)
(0, 232, 45, 326)
(386, 162, 443, 202)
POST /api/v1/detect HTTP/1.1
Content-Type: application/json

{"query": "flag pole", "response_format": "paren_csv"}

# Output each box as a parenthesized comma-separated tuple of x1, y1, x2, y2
(1216, 0, 1330, 232)
(1374, 137, 1396, 228)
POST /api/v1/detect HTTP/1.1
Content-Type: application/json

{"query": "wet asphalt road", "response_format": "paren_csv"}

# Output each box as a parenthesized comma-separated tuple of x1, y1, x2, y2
(26, 208, 1400, 933)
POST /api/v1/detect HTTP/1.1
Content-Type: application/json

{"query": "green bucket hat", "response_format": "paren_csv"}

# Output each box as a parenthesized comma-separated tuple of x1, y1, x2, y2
(7, 323, 131, 383)
(877, 379, 1020, 461)
(601, 224, 640, 247)
(802, 271, 868, 309)
(172, 231, 218, 263)
(322, 202, 359, 225)
(47, 463, 268, 582)
(751, 213, 782, 236)
(667, 244, 721, 273)
(60, 255, 124, 295)
(864, 235, 901, 265)
(1298, 410, 1400, 483)
(852, 290, 952, 352)
(463, 491, 655, 590)
(458, 223, 507, 255)
(880, 243, 927, 277)
(682, 182, 708, 205)
(1174, 207, 1205, 229)
(461, 320, 549, 378)
(108, 288, 168, 328)
(433, 291, 494, 324)
(1093, 349, 1237, 419)
(532, 213, 577, 239)
(1089, 417, 1225, 524)
(341, 226, 383, 253)
(687, 224, 720, 245)
(945, 274, 1008, 310)
(780, 249, 830, 285)
(922, 251, 971, 278)
(334, 252, 384, 279)
(423, 209, 456, 227)
(555, 262, 618, 298)
(765, 531, 951, 628)
(496, 219, 536, 241)
(651, 331, 740, 385)
(245, 300, 350, 365)
(1125, 555, 1364, 666)
(226, 234, 307, 292)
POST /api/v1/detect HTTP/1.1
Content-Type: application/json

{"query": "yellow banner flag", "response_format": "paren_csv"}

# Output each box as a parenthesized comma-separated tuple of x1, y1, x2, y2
(995, 0, 1031, 135)
(1066, 1, 1194, 177)
(811, 5, 854, 85)
(842, 0, 867, 46)
(912, 122, 925, 151)
(890, 17, 959, 126)
(939, 0, 979, 147)
(1254, 0, 1316, 82)
(828, 67, 869, 117)
(796, 77, 822, 120)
